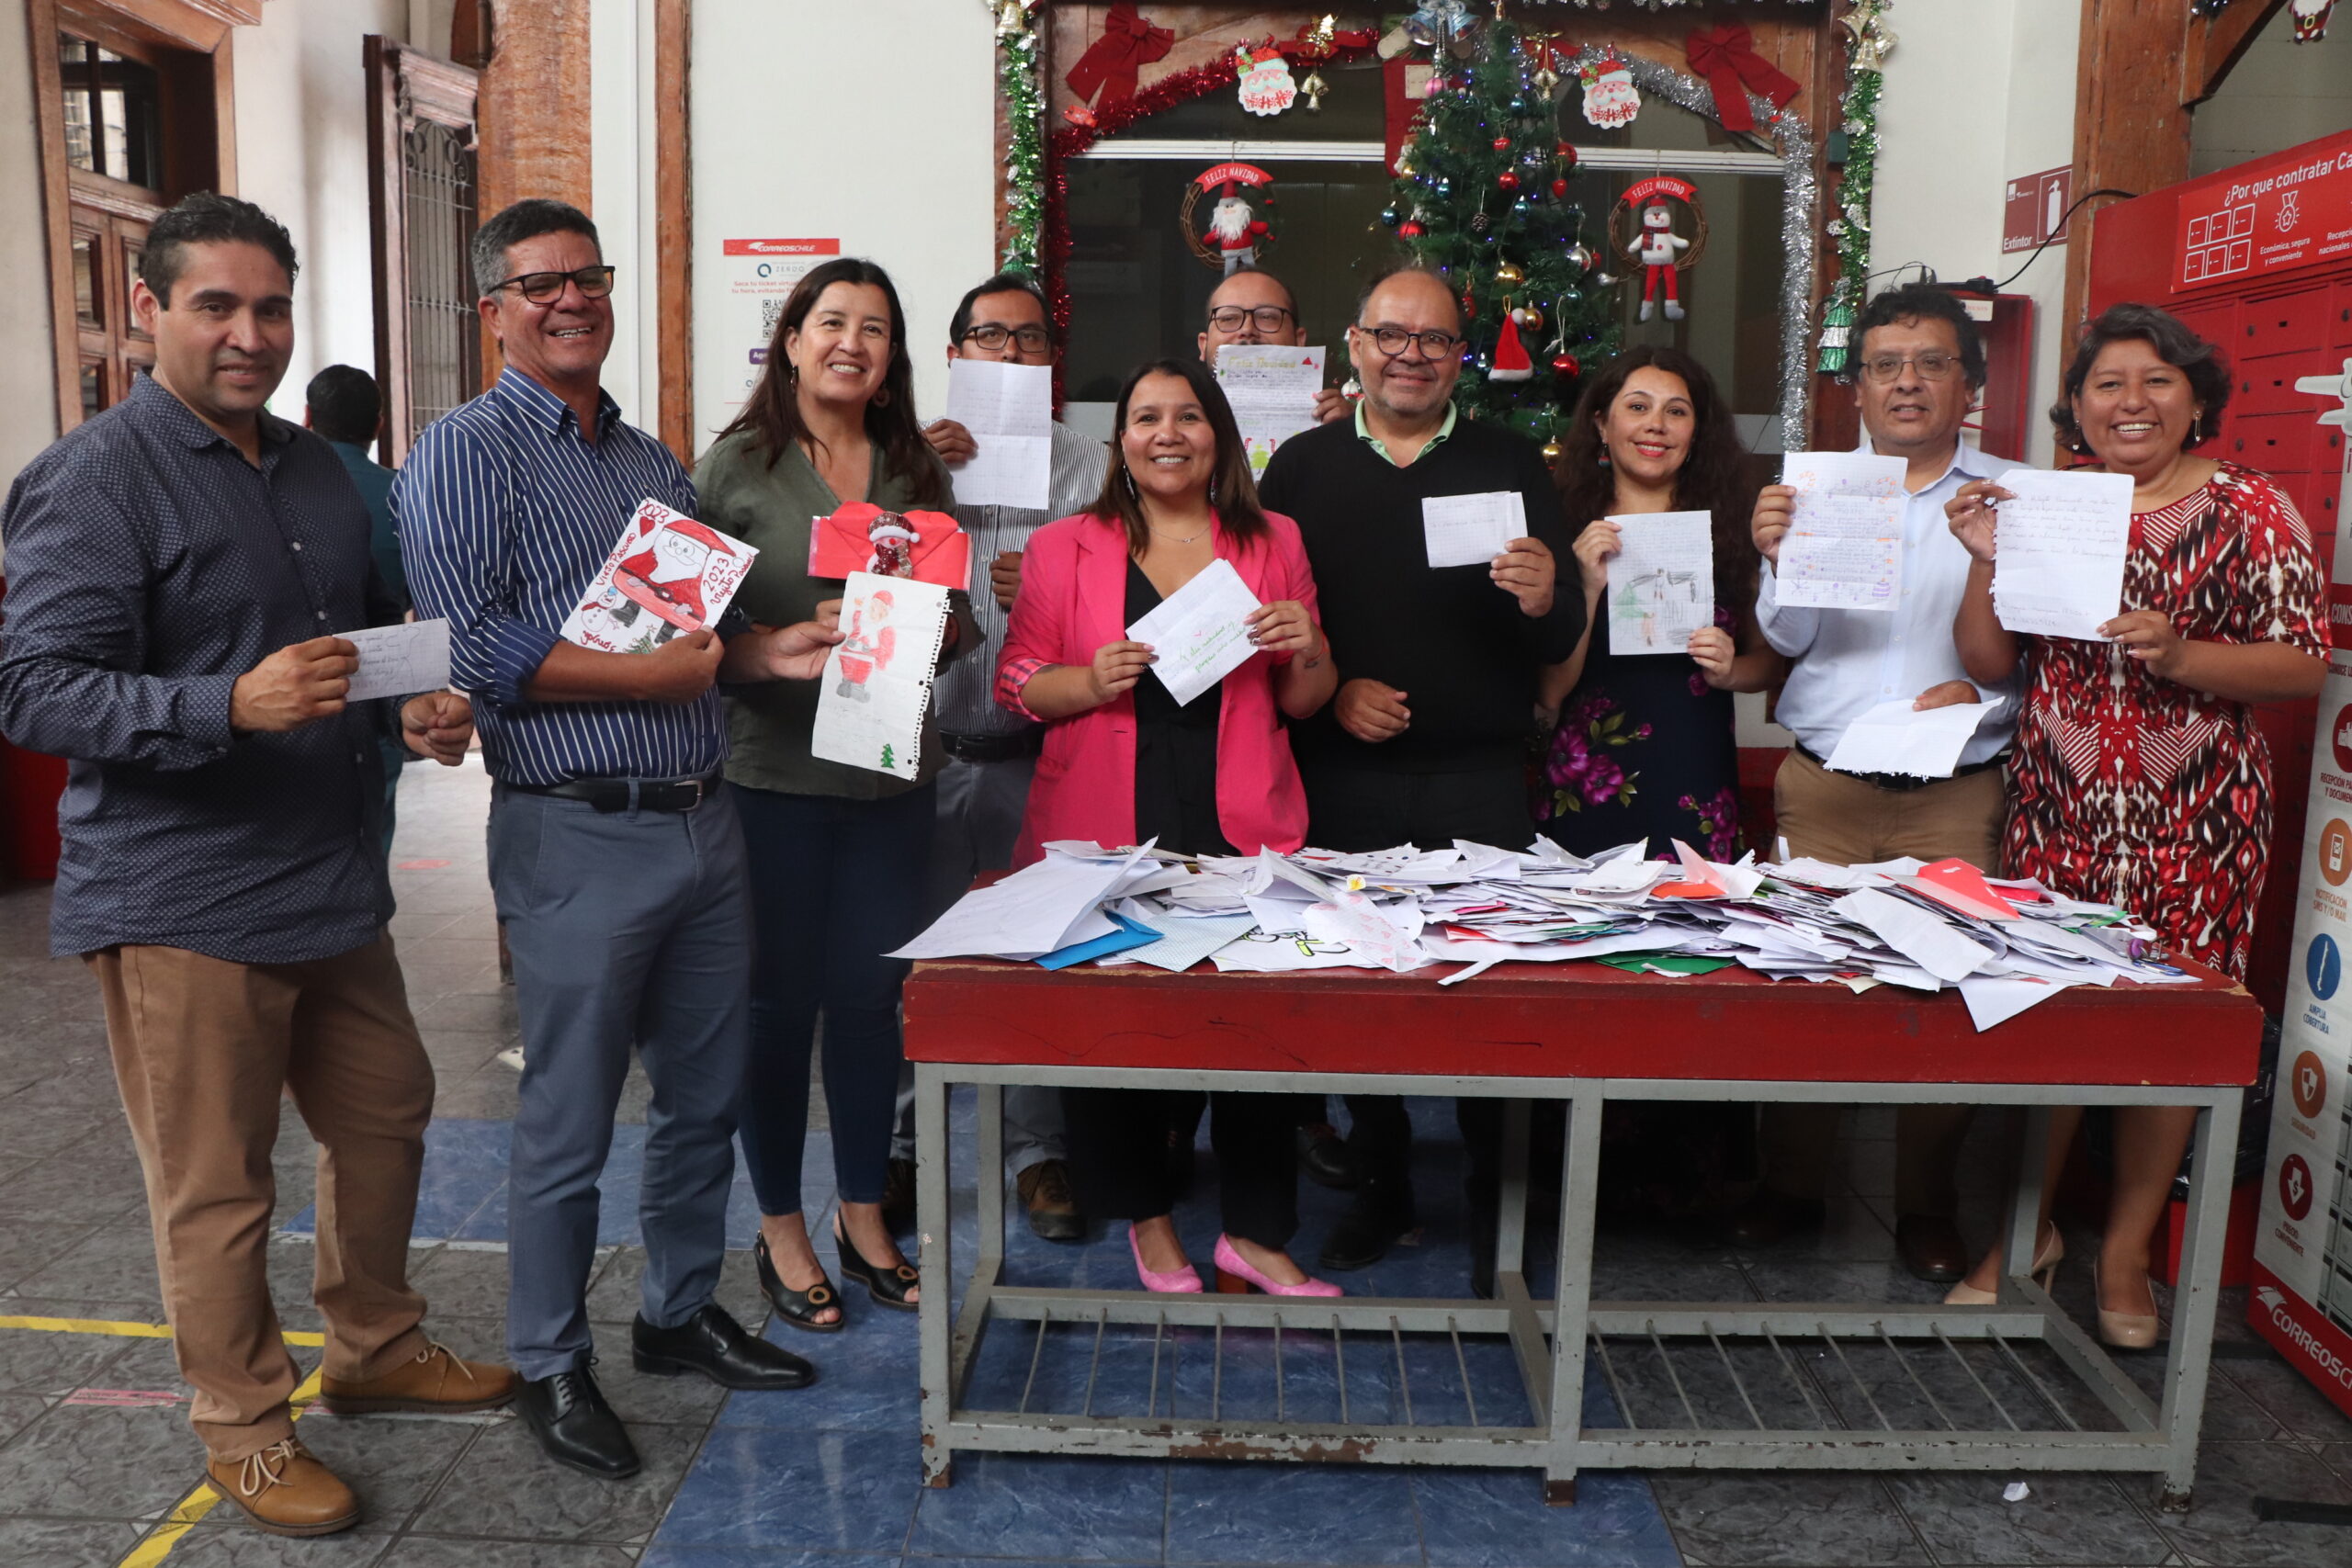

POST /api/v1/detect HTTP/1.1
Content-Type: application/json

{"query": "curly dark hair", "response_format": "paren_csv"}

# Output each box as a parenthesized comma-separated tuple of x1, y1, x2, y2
(716, 256, 945, 506)
(1090, 358, 1269, 555)
(2050, 303, 2231, 457)
(1554, 345, 1758, 604)
(1851, 282, 1987, 389)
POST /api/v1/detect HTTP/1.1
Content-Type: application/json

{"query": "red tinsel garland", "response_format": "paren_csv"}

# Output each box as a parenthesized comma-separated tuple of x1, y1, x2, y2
(1040, 38, 1381, 355)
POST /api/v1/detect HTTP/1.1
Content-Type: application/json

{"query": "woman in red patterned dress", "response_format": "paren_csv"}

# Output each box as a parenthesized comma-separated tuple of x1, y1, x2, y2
(1942, 304, 2328, 1345)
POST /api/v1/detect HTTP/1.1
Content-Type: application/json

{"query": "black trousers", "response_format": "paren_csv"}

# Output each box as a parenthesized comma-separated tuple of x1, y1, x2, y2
(1063, 1088, 1301, 1249)
(1306, 761, 1536, 1214)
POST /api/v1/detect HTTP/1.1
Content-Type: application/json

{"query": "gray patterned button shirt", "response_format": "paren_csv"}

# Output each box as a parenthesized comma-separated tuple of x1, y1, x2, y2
(0, 374, 403, 963)
(933, 421, 1110, 739)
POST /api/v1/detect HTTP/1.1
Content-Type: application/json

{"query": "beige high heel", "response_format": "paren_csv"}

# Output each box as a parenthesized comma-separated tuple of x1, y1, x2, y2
(2092, 1259, 2159, 1350)
(1942, 1222, 2064, 1305)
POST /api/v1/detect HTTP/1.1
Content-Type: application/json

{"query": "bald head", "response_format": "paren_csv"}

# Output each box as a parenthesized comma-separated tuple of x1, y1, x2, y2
(1348, 268, 1464, 423)
(1199, 268, 1306, 365)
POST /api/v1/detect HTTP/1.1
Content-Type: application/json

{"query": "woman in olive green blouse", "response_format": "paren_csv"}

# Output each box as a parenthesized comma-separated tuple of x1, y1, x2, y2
(695, 258, 974, 1330)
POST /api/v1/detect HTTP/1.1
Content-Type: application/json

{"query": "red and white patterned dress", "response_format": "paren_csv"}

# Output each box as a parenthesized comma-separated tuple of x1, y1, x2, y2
(2004, 463, 2327, 979)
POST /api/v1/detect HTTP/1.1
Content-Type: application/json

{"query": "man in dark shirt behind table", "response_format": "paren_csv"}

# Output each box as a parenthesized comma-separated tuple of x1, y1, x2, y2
(1256, 265, 1581, 1280)
(0, 193, 509, 1538)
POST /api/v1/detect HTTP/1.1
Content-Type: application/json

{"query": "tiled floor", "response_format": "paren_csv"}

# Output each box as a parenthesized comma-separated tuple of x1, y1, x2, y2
(2, 756, 2350, 1566)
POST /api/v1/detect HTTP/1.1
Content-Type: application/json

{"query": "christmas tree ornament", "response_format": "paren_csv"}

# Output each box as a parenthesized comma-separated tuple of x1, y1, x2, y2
(1566, 243, 1593, 272)
(1555, 140, 1576, 164)
(1498, 171, 1520, 191)
(1495, 260, 1525, 287)
(1578, 50, 1640, 129)
(1815, 287, 1856, 375)
(1609, 175, 1706, 323)
(1531, 37, 1563, 95)
(1399, 220, 1424, 238)
(1489, 311, 1533, 383)
(1513, 304, 1544, 333)
(1432, 175, 1453, 197)
(1379, 206, 1402, 228)
(1493, 135, 1512, 152)
(1552, 352, 1580, 379)
(1235, 42, 1298, 116)
(1470, 209, 1490, 232)
(1551, 178, 1570, 199)
(1542, 438, 1564, 463)
(2290, 0, 2336, 40)
(1183, 163, 1277, 274)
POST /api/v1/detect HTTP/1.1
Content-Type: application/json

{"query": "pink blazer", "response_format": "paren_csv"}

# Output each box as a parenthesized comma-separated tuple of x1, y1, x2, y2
(996, 510, 1320, 866)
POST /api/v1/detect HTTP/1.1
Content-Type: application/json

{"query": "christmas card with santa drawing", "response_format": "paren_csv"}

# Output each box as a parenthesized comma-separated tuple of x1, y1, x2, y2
(560, 499, 759, 654)
(809, 570, 953, 781)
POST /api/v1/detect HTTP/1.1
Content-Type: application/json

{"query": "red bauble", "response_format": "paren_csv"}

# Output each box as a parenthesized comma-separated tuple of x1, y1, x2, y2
(1552, 353, 1580, 378)
(1555, 141, 1576, 162)
(1491, 136, 1511, 152)
(1551, 178, 1569, 199)
(1399, 220, 1423, 238)
(1498, 171, 1520, 191)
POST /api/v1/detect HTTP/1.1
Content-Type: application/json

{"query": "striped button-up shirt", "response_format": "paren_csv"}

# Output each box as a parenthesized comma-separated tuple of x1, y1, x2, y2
(395, 368, 721, 786)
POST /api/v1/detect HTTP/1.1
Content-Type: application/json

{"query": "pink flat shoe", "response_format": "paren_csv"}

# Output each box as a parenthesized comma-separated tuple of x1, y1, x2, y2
(1212, 1234, 1342, 1297)
(1129, 1224, 1203, 1293)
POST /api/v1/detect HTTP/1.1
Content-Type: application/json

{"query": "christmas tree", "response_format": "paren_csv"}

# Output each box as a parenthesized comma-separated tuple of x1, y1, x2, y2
(879, 743, 897, 772)
(1381, 17, 1617, 456)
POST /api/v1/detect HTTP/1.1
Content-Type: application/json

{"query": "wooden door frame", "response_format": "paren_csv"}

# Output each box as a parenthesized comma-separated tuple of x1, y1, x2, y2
(655, 0, 691, 462)
(28, 0, 246, 432)
(364, 34, 480, 464)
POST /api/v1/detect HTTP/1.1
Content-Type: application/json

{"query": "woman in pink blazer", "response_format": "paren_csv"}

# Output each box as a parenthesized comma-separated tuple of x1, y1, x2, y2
(996, 356, 1339, 1297)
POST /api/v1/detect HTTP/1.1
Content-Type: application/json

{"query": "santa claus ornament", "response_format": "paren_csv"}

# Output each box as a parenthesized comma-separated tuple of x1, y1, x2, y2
(1182, 162, 1277, 274)
(1235, 42, 1298, 115)
(1579, 51, 1640, 130)
(2290, 0, 2335, 41)
(1609, 175, 1708, 324)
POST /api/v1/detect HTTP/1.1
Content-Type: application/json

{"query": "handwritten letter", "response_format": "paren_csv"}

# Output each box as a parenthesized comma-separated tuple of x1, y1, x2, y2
(1777, 451, 1907, 612)
(1127, 558, 1263, 707)
(1422, 491, 1524, 570)
(944, 359, 1054, 510)
(1603, 512, 1715, 654)
(1216, 345, 1325, 476)
(1992, 470, 2132, 641)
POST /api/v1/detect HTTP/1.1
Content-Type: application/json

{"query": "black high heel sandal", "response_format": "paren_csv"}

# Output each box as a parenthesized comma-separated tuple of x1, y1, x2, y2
(832, 1216, 921, 1311)
(755, 1235, 845, 1333)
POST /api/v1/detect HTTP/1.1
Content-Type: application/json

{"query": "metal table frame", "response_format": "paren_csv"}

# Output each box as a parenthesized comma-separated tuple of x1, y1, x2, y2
(915, 1063, 2241, 1507)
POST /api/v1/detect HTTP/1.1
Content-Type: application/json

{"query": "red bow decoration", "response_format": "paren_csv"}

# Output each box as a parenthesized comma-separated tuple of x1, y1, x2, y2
(1683, 23, 1800, 134)
(1064, 3, 1174, 109)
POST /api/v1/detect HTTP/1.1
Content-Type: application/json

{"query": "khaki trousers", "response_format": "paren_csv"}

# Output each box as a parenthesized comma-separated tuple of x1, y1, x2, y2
(87, 936, 435, 1460)
(1760, 750, 2009, 1213)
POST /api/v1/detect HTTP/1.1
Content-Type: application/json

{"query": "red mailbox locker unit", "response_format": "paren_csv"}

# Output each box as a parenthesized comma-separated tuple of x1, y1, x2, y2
(2086, 129, 2352, 1016)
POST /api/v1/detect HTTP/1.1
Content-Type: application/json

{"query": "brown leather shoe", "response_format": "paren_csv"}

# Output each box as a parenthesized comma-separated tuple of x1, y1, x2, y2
(204, 1438, 359, 1537)
(317, 1340, 517, 1416)
(1017, 1159, 1085, 1243)
(1895, 1213, 1969, 1283)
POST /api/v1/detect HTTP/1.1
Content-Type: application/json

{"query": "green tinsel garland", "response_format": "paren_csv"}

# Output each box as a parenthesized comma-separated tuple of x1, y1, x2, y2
(995, 0, 1046, 276)
(1819, 2, 1889, 376)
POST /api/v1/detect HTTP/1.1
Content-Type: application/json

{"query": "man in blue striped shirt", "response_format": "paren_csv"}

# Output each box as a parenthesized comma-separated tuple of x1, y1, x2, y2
(397, 198, 839, 1481)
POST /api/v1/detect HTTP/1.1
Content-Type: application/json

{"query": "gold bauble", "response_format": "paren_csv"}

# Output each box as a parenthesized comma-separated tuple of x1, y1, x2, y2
(1494, 261, 1526, 287)
(1542, 439, 1564, 463)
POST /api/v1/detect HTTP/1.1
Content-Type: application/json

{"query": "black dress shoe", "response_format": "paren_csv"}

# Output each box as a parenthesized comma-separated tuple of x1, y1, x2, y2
(515, 1365, 639, 1480)
(1894, 1213, 1969, 1283)
(631, 1304, 818, 1391)
(1317, 1180, 1418, 1272)
(1725, 1190, 1826, 1248)
(1297, 1124, 1363, 1190)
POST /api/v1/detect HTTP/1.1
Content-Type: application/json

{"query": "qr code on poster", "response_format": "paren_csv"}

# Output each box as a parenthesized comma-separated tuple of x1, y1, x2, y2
(760, 298, 786, 340)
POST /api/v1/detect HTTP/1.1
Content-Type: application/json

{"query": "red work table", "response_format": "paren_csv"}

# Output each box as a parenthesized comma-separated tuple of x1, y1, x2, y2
(904, 953, 2261, 1507)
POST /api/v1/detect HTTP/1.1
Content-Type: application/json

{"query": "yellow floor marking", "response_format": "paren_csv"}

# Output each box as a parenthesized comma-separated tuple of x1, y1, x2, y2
(0, 1315, 322, 1347)
(114, 1367, 326, 1568)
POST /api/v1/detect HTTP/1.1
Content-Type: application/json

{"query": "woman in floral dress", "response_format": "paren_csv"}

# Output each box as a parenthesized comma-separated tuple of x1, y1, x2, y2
(1944, 303, 2327, 1343)
(1536, 346, 1779, 860)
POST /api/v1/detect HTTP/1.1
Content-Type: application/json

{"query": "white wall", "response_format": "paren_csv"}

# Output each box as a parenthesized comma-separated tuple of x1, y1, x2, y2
(592, 0, 662, 433)
(687, 0, 998, 457)
(232, 0, 413, 423)
(2193, 6, 2352, 176)
(0, 11, 60, 497)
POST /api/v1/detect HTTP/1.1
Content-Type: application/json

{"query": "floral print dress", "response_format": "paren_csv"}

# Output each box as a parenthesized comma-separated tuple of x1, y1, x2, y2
(2004, 463, 2326, 980)
(1534, 595, 1743, 861)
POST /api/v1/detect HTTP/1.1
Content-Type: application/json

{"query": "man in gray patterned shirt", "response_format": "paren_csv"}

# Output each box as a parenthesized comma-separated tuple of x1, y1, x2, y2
(889, 274, 1108, 1241)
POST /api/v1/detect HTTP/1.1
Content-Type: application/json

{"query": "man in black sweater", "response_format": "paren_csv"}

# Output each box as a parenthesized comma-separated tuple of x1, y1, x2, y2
(1257, 265, 1583, 1274)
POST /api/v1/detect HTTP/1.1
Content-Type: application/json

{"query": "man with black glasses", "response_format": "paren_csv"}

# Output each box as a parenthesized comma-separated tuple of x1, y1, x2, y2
(1742, 282, 2020, 1281)
(399, 198, 839, 1479)
(1257, 265, 1581, 1279)
(1197, 265, 1349, 425)
(893, 273, 1108, 1244)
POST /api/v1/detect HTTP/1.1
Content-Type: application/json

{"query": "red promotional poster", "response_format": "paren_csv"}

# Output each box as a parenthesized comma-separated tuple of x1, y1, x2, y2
(2172, 129, 2352, 293)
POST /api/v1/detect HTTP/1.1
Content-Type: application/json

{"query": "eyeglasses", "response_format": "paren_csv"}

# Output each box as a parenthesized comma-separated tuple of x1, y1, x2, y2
(492, 265, 617, 305)
(1858, 350, 1961, 384)
(1207, 304, 1295, 333)
(961, 323, 1052, 353)
(1357, 325, 1463, 360)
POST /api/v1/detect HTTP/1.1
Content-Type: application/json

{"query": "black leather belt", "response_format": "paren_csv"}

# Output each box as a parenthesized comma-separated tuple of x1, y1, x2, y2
(1797, 742, 2006, 795)
(940, 729, 1042, 765)
(510, 773, 722, 813)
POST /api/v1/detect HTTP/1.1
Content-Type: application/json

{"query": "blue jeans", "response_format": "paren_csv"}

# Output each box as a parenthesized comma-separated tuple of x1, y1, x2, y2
(732, 781, 936, 1213)
(488, 783, 752, 1380)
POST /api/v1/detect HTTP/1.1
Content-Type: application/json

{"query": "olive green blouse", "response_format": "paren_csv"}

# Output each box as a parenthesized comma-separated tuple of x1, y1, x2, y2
(694, 429, 976, 799)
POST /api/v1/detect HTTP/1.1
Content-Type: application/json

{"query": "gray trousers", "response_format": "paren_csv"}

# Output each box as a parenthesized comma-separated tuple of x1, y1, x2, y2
(890, 751, 1065, 1174)
(489, 783, 752, 1381)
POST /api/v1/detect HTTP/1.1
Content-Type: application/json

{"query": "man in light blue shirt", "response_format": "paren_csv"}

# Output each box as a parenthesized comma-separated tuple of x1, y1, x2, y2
(1740, 284, 2019, 1283)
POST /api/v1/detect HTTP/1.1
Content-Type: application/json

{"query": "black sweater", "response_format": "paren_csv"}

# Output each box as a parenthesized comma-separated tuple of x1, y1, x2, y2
(1257, 413, 1584, 774)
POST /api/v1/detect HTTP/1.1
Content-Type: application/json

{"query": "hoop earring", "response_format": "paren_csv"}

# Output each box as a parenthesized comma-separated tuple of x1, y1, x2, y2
(874, 386, 891, 408)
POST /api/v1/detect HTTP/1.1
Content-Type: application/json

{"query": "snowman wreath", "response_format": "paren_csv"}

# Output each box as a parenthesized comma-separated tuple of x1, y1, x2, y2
(1607, 175, 1709, 324)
